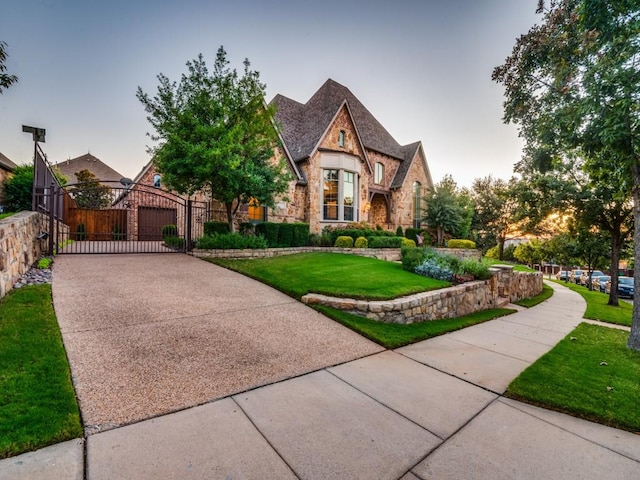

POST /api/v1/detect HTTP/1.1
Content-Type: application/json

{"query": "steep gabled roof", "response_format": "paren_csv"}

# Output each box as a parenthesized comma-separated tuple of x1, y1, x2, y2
(271, 79, 408, 162)
(55, 153, 124, 186)
(0, 152, 17, 172)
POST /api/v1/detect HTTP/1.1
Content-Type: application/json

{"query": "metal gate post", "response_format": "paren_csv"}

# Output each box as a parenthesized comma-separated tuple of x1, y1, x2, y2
(48, 182, 56, 255)
(186, 199, 192, 251)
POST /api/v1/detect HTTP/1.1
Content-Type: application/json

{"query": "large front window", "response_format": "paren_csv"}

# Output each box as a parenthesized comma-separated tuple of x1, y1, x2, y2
(323, 169, 358, 222)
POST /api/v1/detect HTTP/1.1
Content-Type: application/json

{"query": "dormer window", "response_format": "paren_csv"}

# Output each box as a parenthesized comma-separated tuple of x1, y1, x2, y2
(375, 162, 384, 185)
(338, 130, 345, 147)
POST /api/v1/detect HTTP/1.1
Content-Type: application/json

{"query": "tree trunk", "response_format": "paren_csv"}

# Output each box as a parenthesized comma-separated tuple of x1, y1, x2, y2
(225, 202, 235, 233)
(627, 161, 640, 350)
(437, 227, 444, 247)
(607, 229, 620, 306)
(498, 235, 505, 261)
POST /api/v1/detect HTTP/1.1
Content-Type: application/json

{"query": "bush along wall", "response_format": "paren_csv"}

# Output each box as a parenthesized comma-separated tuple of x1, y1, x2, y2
(254, 222, 310, 247)
(447, 239, 477, 249)
(204, 222, 230, 235)
(367, 236, 404, 248)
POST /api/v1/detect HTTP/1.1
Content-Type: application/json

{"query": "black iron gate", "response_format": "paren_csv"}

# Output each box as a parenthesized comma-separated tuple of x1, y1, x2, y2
(49, 182, 208, 254)
(32, 146, 209, 254)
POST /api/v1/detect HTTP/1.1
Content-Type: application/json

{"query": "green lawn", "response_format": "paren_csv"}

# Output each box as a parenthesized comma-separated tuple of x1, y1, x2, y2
(551, 280, 632, 327)
(0, 212, 15, 220)
(208, 252, 450, 300)
(0, 285, 83, 459)
(514, 284, 553, 308)
(314, 305, 517, 349)
(507, 323, 640, 432)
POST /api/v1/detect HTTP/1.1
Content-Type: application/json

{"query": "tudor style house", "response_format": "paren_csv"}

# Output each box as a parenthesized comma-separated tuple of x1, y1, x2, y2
(265, 79, 434, 233)
(137, 79, 434, 234)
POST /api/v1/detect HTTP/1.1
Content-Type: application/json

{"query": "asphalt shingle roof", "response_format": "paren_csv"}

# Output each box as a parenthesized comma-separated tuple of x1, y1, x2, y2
(0, 152, 17, 172)
(55, 153, 124, 186)
(271, 79, 424, 188)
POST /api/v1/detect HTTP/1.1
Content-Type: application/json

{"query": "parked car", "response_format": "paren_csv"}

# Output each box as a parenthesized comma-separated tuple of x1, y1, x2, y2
(592, 275, 611, 293)
(580, 270, 605, 286)
(569, 269, 584, 284)
(605, 276, 635, 298)
(556, 270, 570, 281)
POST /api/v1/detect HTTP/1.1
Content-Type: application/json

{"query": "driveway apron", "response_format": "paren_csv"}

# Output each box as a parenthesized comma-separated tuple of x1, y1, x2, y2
(52, 254, 383, 433)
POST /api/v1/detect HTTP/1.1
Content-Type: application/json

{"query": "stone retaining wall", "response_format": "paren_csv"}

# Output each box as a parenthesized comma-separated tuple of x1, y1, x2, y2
(0, 212, 46, 298)
(302, 266, 543, 324)
(192, 246, 402, 261)
(192, 246, 480, 262)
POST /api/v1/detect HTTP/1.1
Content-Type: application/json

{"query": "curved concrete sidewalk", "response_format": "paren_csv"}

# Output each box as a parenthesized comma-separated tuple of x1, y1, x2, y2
(3, 270, 640, 479)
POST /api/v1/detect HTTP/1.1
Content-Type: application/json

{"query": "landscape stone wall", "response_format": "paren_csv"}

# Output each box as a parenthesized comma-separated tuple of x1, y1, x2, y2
(192, 246, 481, 262)
(0, 212, 46, 298)
(301, 266, 543, 324)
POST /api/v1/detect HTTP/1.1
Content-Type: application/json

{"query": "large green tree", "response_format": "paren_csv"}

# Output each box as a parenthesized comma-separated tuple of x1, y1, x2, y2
(493, 0, 640, 350)
(0, 41, 18, 93)
(2, 165, 32, 211)
(470, 176, 522, 259)
(422, 175, 471, 246)
(70, 169, 112, 209)
(137, 46, 290, 232)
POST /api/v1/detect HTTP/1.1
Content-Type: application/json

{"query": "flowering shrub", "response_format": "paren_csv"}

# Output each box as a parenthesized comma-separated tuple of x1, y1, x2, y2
(415, 258, 455, 282)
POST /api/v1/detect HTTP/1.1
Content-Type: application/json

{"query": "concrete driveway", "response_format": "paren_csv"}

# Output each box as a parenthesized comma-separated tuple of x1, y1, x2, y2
(51, 253, 383, 433)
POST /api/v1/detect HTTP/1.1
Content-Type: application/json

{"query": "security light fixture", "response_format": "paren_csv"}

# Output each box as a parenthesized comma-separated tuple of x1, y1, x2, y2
(22, 125, 46, 143)
(36, 232, 49, 240)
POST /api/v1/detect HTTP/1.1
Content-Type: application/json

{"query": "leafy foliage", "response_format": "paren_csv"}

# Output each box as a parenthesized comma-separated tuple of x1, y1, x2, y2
(137, 46, 291, 232)
(70, 169, 112, 209)
(204, 221, 231, 235)
(447, 239, 476, 249)
(415, 258, 455, 282)
(2, 165, 33, 212)
(196, 232, 268, 249)
(0, 41, 18, 93)
(492, 0, 640, 349)
(422, 175, 472, 246)
(367, 236, 403, 248)
(334, 236, 354, 248)
(354, 236, 368, 248)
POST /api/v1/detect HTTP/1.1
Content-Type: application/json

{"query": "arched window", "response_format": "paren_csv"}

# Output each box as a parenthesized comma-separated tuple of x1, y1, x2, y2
(153, 174, 161, 188)
(375, 162, 384, 185)
(412, 181, 422, 228)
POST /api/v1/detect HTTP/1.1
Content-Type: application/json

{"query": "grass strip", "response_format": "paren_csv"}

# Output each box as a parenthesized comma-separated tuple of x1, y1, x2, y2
(313, 305, 516, 349)
(507, 323, 640, 433)
(550, 280, 631, 327)
(208, 252, 450, 300)
(482, 258, 536, 272)
(0, 285, 82, 459)
(514, 284, 553, 308)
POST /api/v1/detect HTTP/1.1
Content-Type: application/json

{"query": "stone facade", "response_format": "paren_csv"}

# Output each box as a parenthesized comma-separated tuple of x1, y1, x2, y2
(301, 267, 543, 324)
(0, 212, 47, 298)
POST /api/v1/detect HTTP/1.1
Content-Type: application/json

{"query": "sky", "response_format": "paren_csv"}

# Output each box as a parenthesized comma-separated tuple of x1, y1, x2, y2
(0, 0, 541, 187)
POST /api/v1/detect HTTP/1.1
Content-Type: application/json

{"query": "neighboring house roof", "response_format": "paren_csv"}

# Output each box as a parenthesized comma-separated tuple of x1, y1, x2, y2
(271, 78, 428, 188)
(0, 152, 17, 172)
(54, 153, 124, 185)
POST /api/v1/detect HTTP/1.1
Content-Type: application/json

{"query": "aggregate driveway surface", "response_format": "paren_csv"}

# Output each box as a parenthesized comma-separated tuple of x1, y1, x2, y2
(52, 254, 383, 433)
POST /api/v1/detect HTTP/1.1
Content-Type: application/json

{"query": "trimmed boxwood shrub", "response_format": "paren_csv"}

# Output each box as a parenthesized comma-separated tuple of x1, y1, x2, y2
(162, 224, 178, 237)
(334, 236, 354, 248)
(291, 223, 310, 247)
(396, 226, 404, 237)
(401, 238, 416, 248)
(367, 236, 403, 248)
(328, 228, 395, 244)
(447, 239, 477, 249)
(354, 236, 368, 248)
(278, 223, 294, 247)
(196, 233, 268, 249)
(255, 222, 280, 246)
(164, 236, 185, 249)
(204, 221, 230, 235)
